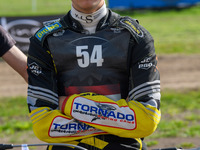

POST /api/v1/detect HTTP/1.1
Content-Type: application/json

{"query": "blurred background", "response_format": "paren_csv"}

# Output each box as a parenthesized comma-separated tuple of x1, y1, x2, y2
(0, 0, 200, 149)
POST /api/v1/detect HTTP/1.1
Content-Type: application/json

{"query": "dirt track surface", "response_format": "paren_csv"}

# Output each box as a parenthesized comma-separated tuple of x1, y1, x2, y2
(1, 54, 200, 149)
(158, 54, 200, 91)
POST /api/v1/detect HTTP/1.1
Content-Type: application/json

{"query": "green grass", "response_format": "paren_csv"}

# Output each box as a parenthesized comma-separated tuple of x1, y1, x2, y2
(145, 90, 200, 148)
(179, 143, 195, 149)
(0, 0, 71, 16)
(0, 1, 200, 54)
(155, 90, 200, 137)
(0, 97, 32, 137)
(118, 6, 200, 54)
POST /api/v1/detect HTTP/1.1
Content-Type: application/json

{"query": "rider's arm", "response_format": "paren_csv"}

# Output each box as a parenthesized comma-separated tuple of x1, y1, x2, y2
(60, 26, 161, 138)
(27, 37, 106, 143)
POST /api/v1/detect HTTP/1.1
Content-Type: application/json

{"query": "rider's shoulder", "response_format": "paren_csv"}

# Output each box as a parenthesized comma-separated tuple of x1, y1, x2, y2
(117, 16, 153, 43)
(34, 18, 64, 45)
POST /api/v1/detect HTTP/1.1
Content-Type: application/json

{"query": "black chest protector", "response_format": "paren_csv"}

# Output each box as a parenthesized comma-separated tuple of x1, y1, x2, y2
(47, 24, 131, 100)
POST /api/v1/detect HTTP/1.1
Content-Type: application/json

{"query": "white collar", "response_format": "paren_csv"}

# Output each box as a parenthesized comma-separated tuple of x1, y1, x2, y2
(70, 3, 107, 34)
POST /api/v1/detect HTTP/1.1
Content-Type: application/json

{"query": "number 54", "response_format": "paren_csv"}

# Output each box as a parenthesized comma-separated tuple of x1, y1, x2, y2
(76, 45, 104, 68)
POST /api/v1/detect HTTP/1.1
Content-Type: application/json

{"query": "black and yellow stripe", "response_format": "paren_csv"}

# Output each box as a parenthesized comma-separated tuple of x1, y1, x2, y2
(47, 135, 146, 150)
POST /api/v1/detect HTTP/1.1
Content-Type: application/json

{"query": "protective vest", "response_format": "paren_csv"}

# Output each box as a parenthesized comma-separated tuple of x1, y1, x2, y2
(47, 25, 131, 101)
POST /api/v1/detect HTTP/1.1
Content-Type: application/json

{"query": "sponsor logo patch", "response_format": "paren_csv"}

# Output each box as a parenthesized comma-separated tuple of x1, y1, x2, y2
(120, 19, 143, 37)
(35, 22, 62, 41)
(49, 116, 104, 137)
(75, 13, 93, 23)
(71, 97, 137, 130)
(138, 57, 153, 70)
(28, 62, 42, 76)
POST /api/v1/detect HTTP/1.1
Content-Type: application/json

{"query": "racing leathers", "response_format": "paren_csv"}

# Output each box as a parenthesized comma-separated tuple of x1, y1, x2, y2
(27, 9, 161, 150)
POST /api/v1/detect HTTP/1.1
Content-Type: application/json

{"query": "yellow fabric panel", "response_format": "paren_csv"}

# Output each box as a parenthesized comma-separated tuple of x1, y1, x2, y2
(134, 138, 142, 150)
(63, 92, 161, 139)
(29, 107, 106, 143)
(80, 137, 108, 149)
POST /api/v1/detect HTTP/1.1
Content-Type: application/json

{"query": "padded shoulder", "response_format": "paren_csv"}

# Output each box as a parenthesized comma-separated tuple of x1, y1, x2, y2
(117, 16, 152, 43)
(34, 19, 64, 45)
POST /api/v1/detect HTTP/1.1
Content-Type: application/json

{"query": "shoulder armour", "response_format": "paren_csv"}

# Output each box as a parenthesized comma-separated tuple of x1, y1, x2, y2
(117, 16, 145, 43)
(34, 19, 64, 45)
